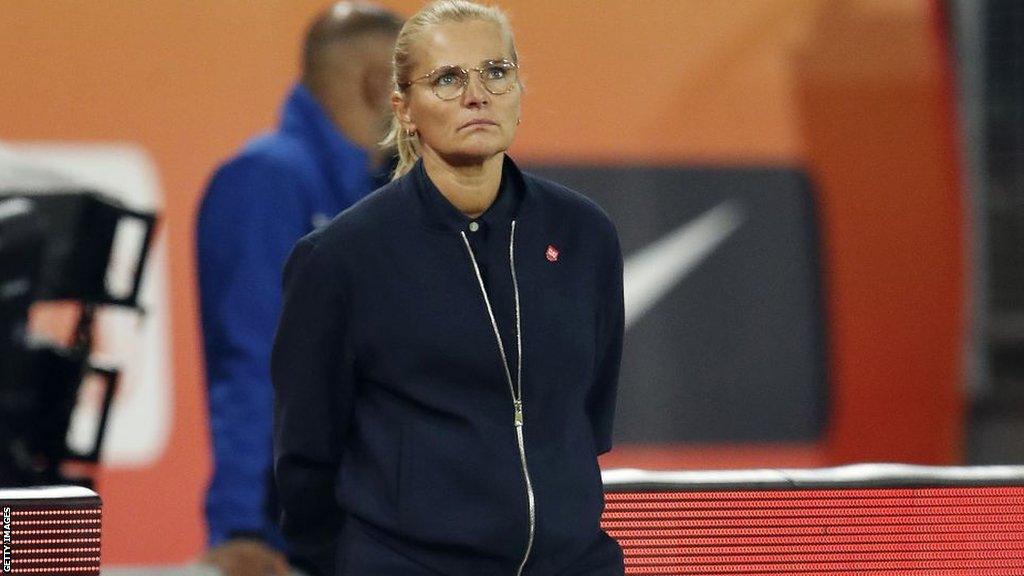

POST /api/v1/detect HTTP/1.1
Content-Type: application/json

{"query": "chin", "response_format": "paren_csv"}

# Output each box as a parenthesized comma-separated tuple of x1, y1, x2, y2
(442, 143, 509, 167)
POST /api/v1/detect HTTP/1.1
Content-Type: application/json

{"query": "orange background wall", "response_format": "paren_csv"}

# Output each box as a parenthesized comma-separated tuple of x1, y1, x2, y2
(0, 0, 962, 564)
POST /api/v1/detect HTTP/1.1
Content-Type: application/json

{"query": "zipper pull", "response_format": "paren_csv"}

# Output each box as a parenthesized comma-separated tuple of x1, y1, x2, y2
(514, 400, 524, 427)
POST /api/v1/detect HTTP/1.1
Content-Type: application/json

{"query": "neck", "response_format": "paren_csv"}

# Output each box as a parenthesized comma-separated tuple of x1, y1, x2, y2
(421, 149, 504, 218)
(308, 83, 386, 167)
(329, 104, 387, 167)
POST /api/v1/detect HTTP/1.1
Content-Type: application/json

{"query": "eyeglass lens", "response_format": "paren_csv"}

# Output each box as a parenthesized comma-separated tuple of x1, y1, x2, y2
(430, 61, 516, 100)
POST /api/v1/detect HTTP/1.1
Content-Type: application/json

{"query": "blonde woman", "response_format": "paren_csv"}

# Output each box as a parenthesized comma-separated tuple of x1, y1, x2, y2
(272, 2, 625, 575)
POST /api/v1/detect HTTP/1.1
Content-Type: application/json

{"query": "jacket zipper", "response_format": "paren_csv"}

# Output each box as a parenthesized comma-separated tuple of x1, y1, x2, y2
(460, 220, 536, 576)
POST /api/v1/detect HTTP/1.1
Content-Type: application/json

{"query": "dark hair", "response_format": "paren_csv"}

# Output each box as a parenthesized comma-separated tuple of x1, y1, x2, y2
(301, 2, 403, 84)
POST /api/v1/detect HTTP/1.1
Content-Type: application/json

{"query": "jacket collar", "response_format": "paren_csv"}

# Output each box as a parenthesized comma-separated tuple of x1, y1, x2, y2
(405, 154, 534, 233)
(279, 83, 371, 207)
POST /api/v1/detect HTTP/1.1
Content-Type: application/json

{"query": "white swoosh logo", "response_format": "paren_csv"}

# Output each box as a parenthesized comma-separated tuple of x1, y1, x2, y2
(623, 200, 746, 328)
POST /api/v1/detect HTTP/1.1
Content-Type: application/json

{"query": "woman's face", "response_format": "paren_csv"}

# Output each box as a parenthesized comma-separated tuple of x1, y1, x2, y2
(396, 19, 521, 166)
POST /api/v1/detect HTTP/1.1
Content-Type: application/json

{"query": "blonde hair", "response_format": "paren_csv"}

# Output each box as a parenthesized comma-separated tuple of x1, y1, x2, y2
(381, 0, 518, 180)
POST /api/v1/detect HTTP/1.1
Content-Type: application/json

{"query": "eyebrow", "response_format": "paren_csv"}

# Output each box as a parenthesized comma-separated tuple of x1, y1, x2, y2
(425, 57, 511, 71)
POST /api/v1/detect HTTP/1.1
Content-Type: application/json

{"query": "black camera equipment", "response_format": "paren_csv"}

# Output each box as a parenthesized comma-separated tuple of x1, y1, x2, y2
(0, 190, 157, 488)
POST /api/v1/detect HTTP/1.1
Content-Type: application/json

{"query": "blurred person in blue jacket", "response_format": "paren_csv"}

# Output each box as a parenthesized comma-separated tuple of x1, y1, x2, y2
(196, 3, 402, 575)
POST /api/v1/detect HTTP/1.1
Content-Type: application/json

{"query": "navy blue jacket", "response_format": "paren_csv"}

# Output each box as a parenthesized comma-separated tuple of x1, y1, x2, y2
(197, 84, 380, 547)
(272, 156, 625, 576)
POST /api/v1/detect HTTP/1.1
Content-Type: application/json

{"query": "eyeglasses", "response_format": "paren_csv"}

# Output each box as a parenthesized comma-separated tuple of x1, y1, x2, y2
(400, 59, 518, 101)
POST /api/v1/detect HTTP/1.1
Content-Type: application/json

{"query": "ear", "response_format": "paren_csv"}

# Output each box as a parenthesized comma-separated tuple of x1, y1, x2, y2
(391, 90, 416, 134)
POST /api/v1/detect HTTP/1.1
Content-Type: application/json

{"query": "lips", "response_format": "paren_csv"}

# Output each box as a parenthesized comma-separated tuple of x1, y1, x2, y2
(459, 119, 499, 130)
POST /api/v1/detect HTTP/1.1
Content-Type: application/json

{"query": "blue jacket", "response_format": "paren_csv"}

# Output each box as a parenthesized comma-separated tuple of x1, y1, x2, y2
(197, 84, 379, 547)
(272, 157, 625, 576)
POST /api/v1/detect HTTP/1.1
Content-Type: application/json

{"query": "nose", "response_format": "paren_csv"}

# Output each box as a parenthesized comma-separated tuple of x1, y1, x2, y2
(461, 73, 489, 108)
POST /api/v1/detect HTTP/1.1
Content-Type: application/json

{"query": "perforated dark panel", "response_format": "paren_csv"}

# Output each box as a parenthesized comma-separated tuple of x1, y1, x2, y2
(526, 165, 826, 444)
(603, 486, 1024, 574)
(985, 0, 1024, 312)
(0, 487, 101, 575)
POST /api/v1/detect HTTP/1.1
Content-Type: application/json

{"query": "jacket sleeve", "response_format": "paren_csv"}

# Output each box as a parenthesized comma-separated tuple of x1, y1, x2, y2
(196, 156, 311, 546)
(272, 234, 354, 576)
(587, 227, 624, 455)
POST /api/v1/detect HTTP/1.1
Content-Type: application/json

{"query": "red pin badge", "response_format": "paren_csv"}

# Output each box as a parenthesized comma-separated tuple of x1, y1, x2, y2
(545, 245, 559, 262)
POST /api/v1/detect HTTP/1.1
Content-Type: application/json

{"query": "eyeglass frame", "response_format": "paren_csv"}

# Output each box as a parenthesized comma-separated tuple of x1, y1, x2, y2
(398, 59, 519, 101)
